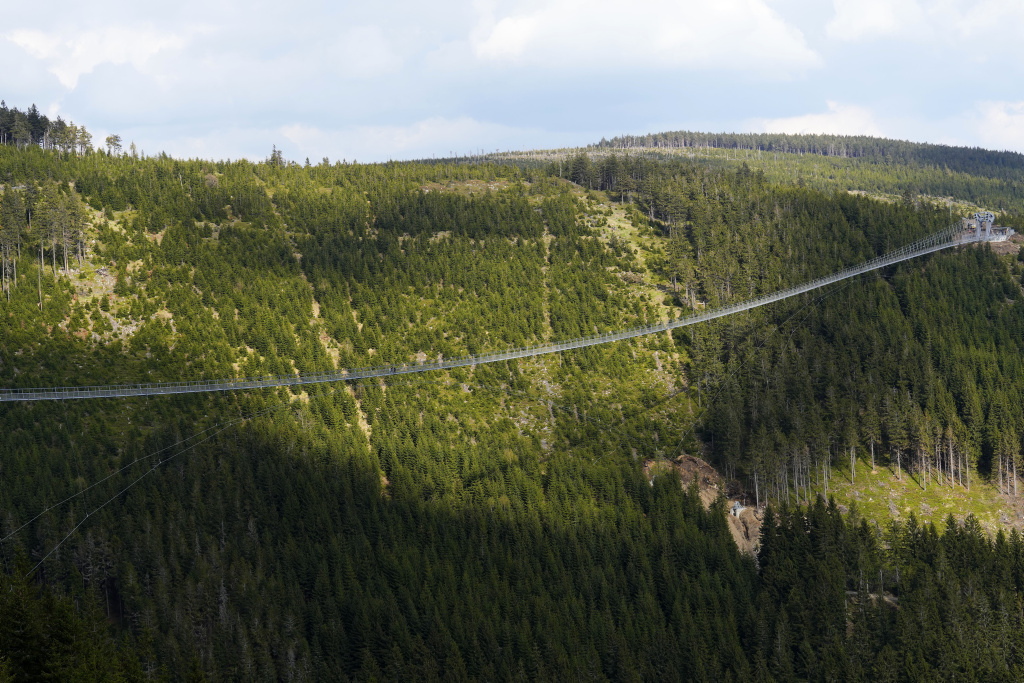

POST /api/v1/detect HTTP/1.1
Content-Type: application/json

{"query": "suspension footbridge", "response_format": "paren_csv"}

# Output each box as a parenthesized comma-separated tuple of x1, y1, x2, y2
(0, 223, 1010, 402)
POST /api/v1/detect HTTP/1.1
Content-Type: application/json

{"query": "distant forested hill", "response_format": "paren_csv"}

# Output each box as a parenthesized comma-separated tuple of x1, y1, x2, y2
(594, 130, 1024, 179)
(0, 134, 1023, 679)
(584, 131, 1024, 215)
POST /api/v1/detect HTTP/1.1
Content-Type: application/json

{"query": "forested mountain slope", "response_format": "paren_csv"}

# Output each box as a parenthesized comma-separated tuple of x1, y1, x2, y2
(489, 131, 1024, 215)
(591, 130, 1024, 210)
(0, 138, 1023, 679)
(594, 130, 1024, 179)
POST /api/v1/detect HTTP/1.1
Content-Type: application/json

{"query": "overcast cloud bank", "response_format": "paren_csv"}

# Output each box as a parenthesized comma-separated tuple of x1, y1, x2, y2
(2, 0, 1022, 161)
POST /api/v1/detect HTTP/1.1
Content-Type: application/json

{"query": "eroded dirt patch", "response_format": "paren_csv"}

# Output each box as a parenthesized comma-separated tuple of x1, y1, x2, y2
(989, 233, 1022, 256)
(645, 454, 763, 555)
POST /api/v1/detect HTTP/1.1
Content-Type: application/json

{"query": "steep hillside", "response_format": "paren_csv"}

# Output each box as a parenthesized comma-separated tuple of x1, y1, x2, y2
(1, 142, 1024, 679)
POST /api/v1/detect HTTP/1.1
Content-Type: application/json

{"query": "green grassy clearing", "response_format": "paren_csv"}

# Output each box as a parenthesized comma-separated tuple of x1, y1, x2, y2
(781, 454, 1021, 533)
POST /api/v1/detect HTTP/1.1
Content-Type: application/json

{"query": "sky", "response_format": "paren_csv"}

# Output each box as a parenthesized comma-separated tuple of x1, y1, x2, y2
(2, 0, 1023, 163)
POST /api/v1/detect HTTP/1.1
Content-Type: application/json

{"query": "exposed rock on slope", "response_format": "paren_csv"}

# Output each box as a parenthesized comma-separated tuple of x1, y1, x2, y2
(645, 454, 762, 555)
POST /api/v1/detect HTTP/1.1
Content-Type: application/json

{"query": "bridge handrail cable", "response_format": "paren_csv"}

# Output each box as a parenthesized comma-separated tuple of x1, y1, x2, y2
(0, 226, 981, 401)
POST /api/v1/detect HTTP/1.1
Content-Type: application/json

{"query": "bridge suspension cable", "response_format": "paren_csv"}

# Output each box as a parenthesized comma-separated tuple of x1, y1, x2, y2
(0, 224, 997, 402)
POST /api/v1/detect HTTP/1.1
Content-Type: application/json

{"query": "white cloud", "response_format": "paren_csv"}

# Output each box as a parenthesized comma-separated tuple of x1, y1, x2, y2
(0, 1, 1019, 162)
(757, 101, 884, 136)
(334, 26, 403, 79)
(280, 117, 553, 162)
(471, 0, 821, 73)
(5, 25, 192, 89)
(826, 0, 923, 41)
(971, 101, 1024, 153)
(826, 0, 1024, 42)
(103, 116, 567, 165)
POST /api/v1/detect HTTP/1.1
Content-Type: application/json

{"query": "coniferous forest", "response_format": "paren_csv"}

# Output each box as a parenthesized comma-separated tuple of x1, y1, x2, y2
(1, 107, 1024, 680)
